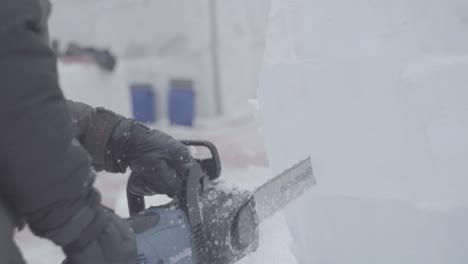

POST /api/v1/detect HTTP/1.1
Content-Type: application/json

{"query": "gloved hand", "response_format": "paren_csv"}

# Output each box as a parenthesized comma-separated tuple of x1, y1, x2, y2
(28, 188, 137, 264)
(106, 120, 193, 198)
(62, 209, 136, 264)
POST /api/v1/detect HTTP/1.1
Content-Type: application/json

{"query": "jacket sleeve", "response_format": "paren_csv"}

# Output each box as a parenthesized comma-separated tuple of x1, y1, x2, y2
(0, 0, 106, 246)
(66, 100, 124, 172)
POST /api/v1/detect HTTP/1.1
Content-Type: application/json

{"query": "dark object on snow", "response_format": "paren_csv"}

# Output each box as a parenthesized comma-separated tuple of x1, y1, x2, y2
(0, 1, 135, 264)
(64, 44, 118, 72)
(64, 42, 82, 57)
(98, 49, 117, 72)
(81, 47, 118, 72)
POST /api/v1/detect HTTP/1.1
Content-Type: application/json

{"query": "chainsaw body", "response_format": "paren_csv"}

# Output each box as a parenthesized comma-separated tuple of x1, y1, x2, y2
(131, 206, 195, 264)
(127, 140, 259, 264)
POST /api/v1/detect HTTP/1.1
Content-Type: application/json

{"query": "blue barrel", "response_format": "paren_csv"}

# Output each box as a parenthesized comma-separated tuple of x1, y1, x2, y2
(168, 79, 195, 127)
(130, 83, 156, 123)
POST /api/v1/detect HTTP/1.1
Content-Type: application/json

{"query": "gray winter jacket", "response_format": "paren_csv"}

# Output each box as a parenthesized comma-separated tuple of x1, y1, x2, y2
(0, 1, 134, 255)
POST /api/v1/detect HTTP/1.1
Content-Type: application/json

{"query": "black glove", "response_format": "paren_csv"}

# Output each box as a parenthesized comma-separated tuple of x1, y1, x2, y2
(29, 188, 137, 264)
(62, 209, 136, 264)
(106, 120, 193, 197)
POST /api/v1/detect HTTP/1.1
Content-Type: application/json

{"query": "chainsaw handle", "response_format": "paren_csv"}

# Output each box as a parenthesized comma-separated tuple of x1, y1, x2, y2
(127, 162, 203, 216)
(181, 140, 222, 180)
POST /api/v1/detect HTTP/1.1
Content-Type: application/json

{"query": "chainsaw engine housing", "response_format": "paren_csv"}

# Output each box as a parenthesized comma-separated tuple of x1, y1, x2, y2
(200, 184, 259, 263)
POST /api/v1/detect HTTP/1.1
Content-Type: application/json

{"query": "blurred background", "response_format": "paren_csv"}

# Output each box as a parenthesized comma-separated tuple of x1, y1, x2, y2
(50, 0, 270, 121)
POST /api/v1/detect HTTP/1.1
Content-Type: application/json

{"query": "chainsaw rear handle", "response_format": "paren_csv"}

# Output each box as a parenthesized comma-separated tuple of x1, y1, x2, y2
(181, 140, 222, 180)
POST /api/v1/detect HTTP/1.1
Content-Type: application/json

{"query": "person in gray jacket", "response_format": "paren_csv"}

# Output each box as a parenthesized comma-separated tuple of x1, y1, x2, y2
(0, 0, 192, 263)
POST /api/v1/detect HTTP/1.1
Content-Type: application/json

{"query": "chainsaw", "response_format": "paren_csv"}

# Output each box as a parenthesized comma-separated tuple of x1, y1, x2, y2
(127, 140, 315, 264)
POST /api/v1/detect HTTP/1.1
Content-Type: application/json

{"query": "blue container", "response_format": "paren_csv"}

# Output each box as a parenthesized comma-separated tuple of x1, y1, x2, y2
(168, 79, 195, 127)
(130, 83, 156, 123)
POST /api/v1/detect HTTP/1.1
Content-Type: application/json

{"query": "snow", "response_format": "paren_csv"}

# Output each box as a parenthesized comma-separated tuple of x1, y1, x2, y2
(258, 0, 468, 263)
